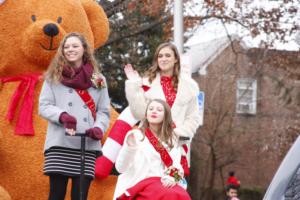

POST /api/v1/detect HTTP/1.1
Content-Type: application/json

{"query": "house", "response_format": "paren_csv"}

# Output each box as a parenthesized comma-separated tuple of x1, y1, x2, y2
(184, 19, 300, 199)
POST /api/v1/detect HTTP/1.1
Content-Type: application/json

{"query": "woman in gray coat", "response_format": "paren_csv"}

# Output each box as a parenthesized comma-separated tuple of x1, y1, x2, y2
(39, 32, 110, 200)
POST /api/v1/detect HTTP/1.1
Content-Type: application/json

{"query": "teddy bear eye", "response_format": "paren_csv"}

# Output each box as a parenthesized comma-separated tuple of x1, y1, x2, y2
(31, 15, 36, 22)
(57, 17, 62, 24)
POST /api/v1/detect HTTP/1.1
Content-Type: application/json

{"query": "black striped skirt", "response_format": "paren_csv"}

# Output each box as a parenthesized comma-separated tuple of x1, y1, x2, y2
(44, 146, 99, 179)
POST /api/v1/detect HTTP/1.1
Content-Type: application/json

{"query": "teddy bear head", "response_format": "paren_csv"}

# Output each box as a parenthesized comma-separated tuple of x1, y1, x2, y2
(0, 0, 109, 76)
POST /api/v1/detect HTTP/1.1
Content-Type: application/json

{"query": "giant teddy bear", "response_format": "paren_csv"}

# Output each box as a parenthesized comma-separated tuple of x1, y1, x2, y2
(0, 0, 118, 199)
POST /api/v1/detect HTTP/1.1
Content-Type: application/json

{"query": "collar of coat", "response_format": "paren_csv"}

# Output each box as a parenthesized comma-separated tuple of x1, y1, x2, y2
(141, 73, 199, 105)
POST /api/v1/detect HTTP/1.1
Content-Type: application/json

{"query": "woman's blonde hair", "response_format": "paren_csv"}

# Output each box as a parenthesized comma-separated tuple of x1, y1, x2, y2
(44, 32, 100, 82)
(146, 42, 181, 91)
(141, 99, 175, 148)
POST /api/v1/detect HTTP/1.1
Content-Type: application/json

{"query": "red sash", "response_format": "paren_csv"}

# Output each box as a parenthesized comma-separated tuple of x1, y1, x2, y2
(144, 128, 173, 167)
(145, 128, 189, 178)
(75, 89, 96, 121)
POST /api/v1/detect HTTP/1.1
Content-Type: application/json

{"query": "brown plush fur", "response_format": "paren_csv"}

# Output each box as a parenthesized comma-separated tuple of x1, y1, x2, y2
(0, 129, 11, 200)
(0, 186, 11, 200)
(0, 0, 117, 199)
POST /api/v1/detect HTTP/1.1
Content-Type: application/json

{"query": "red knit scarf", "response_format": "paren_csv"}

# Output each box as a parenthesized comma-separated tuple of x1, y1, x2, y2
(0, 73, 42, 135)
(61, 63, 93, 90)
(160, 76, 177, 107)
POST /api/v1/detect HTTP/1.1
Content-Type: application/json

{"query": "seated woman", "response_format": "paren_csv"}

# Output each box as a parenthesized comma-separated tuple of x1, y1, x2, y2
(113, 99, 191, 200)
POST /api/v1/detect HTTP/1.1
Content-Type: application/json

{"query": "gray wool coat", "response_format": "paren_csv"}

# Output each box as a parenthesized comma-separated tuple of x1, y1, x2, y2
(39, 80, 110, 152)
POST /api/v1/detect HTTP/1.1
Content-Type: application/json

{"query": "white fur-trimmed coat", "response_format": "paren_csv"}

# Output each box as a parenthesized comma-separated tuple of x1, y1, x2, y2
(125, 73, 201, 139)
(113, 129, 183, 199)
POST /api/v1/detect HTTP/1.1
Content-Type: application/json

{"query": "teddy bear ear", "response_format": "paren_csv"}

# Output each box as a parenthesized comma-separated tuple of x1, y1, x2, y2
(0, 0, 6, 5)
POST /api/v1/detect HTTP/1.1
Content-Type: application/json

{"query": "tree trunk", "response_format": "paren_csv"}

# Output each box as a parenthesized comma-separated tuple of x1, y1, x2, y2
(206, 146, 217, 200)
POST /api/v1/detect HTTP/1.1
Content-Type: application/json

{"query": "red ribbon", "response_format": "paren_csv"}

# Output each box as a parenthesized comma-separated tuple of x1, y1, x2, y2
(144, 128, 173, 167)
(75, 89, 96, 121)
(0, 73, 42, 136)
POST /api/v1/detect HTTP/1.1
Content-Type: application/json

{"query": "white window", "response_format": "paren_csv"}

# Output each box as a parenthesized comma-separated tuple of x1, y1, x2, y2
(236, 78, 257, 114)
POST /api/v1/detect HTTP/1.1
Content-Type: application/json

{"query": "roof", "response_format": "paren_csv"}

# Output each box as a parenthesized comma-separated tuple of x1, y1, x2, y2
(184, 18, 300, 74)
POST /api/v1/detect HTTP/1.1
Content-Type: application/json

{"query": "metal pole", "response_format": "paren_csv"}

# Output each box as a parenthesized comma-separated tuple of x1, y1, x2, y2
(80, 135, 86, 200)
(174, 0, 183, 54)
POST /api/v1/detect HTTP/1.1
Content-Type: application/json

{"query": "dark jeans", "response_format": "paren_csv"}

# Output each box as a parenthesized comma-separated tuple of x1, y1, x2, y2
(48, 174, 92, 200)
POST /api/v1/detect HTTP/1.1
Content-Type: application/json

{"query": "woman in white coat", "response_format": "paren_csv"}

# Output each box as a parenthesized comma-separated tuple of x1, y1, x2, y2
(125, 42, 200, 140)
(124, 42, 200, 174)
(114, 99, 191, 200)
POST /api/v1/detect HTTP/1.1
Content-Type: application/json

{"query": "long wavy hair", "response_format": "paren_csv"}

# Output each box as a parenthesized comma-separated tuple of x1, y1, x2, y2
(141, 99, 175, 148)
(44, 32, 100, 82)
(146, 42, 181, 91)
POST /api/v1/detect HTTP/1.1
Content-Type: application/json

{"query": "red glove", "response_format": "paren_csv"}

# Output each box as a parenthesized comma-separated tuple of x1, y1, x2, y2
(59, 112, 77, 130)
(86, 127, 103, 140)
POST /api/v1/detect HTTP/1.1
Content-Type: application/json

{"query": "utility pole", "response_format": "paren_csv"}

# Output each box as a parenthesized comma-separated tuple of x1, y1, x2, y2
(174, 0, 191, 75)
(174, 0, 183, 54)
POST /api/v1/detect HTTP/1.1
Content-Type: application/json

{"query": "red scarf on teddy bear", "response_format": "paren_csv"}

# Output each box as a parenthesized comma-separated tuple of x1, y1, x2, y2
(0, 73, 42, 135)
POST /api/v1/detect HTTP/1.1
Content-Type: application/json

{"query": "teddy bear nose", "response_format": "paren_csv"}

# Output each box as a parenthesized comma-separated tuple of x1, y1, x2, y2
(43, 23, 59, 37)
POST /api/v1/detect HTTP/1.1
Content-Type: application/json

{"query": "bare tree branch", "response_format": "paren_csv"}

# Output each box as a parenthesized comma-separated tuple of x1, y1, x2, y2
(103, 15, 171, 46)
(99, 0, 128, 17)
